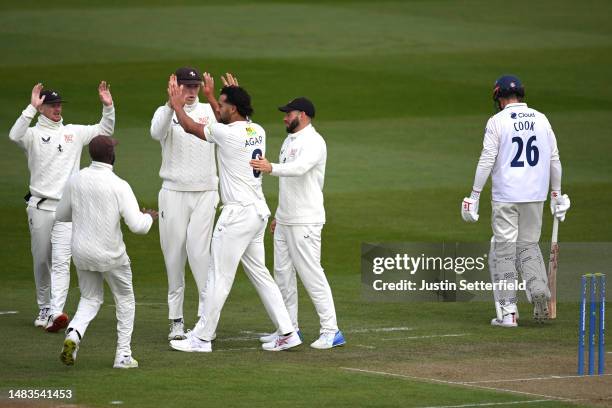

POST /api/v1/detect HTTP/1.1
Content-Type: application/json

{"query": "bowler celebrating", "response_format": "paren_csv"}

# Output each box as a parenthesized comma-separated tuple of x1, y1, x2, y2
(167, 75, 300, 353)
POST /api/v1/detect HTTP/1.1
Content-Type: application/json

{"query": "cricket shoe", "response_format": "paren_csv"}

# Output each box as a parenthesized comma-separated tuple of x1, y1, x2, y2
(34, 308, 50, 328)
(60, 330, 80, 366)
(532, 293, 549, 323)
(46, 312, 69, 332)
(170, 332, 212, 353)
(310, 331, 346, 350)
(491, 313, 518, 328)
(113, 355, 139, 369)
(259, 329, 303, 343)
(168, 320, 187, 340)
(262, 331, 302, 351)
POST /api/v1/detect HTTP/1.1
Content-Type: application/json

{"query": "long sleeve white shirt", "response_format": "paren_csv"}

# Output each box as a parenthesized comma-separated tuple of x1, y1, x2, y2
(56, 161, 152, 272)
(150, 99, 218, 191)
(472, 102, 560, 202)
(204, 121, 268, 214)
(9, 104, 115, 210)
(270, 124, 326, 225)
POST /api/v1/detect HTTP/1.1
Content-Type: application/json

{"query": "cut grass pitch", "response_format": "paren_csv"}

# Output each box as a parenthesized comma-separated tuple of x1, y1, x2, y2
(1, 1, 611, 407)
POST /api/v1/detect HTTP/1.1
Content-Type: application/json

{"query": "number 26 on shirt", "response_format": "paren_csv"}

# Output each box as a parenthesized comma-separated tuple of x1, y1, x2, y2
(510, 135, 539, 167)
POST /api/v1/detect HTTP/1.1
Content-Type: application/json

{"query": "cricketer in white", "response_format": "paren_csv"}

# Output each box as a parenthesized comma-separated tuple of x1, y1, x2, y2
(56, 136, 157, 369)
(250, 97, 346, 350)
(8, 82, 115, 333)
(167, 74, 301, 352)
(461, 75, 570, 327)
(150, 66, 219, 341)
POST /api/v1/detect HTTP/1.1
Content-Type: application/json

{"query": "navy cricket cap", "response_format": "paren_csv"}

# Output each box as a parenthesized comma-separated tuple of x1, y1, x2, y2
(40, 90, 65, 104)
(175, 67, 202, 85)
(278, 97, 315, 118)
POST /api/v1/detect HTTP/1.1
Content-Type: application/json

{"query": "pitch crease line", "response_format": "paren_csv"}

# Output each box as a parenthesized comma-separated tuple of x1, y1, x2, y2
(381, 333, 467, 341)
(463, 373, 612, 384)
(415, 399, 555, 408)
(347, 327, 414, 333)
(340, 367, 569, 401)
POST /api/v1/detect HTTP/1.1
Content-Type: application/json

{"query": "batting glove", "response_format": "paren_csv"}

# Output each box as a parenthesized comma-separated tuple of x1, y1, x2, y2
(550, 191, 570, 222)
(461, 191, 480, 223)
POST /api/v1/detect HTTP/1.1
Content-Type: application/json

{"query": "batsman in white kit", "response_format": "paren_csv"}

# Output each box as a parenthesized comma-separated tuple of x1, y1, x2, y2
(8, 82, 115, 333)
(56, 136, 158, 368)
(250, 97, 345, 349)
(166, 74, 301, 352)
(151, 66, 219, 340)
(461, 75, 570, 327)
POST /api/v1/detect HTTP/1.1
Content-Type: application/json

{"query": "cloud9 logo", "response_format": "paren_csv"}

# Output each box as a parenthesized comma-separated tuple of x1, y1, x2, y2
(510, 112, 517, 119)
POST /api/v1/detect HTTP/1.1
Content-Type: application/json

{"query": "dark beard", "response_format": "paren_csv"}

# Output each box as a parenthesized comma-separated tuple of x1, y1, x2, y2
(286, 118, 300, 133)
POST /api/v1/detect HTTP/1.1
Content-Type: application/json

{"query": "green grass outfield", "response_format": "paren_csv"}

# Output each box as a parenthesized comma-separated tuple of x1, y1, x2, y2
(1, 1, 611, 407)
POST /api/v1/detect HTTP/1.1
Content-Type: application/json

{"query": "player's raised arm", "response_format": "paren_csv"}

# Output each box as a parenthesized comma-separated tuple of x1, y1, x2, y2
(8, 83, 43, 145)
(72, 81, 116, 145)
(202, 72, 221, 122)
(168, 74, 206, 140)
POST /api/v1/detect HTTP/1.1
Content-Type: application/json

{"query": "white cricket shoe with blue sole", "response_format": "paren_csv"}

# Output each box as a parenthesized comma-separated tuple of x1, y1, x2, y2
(310, 330, 346, 349)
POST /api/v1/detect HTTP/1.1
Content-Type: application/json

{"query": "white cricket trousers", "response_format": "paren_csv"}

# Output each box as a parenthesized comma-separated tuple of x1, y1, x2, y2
(26, 206, 72, 314)
(274, 223, 338, 334)
(158, 188, 218, 320)
(68, 264, 135, 357)
(490, 201, 548, 315)
(193, 204, 294, 340)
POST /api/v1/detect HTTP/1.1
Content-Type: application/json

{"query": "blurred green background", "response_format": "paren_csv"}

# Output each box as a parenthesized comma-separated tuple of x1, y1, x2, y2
(1, 1, 610, 407)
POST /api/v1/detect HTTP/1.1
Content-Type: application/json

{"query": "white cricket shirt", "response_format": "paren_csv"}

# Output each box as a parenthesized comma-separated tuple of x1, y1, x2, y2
(9, 104, 115, 210)
(151, 99, 218, 191)
(480, 103, 559, 202)
(56, 162, 153, 272)
(204, 121, 268, 212)
(270, 124, 326, 225)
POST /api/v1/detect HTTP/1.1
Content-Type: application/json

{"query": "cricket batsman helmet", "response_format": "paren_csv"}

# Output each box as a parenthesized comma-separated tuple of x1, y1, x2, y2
(493, 75, 524, 101)
(493, 75, 524, 111)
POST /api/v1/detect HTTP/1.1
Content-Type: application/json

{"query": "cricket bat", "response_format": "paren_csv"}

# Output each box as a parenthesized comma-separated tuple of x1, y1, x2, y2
(547, 217, 559, 319)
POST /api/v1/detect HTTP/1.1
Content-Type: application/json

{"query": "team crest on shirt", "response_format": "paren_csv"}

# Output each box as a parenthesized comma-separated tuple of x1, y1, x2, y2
(289, 148, 298, 157)
(245, 127, 257, 138)
(244, 127, 263, 147)
(64, 134, 74, 143)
